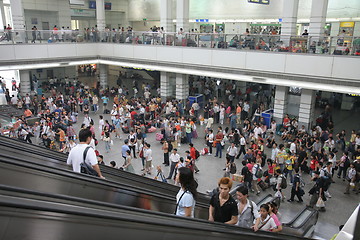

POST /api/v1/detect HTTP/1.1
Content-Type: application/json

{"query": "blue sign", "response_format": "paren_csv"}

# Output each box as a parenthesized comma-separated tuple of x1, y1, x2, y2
(89, 1, 96, 9)
(278, 18, 282, 22)
(196, 19, 209, 23)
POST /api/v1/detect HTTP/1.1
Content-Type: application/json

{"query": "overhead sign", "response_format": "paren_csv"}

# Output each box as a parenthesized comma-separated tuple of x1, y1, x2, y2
(69, 0, 85, 5)
(340, 22, 355, 28)
(248, 0, 270, 5)
(70, 9, 96, 17)
(196, 19, 209, 23)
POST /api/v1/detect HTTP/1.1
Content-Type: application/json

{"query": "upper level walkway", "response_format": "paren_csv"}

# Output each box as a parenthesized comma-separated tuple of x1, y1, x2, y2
(0, 30, 360, 94)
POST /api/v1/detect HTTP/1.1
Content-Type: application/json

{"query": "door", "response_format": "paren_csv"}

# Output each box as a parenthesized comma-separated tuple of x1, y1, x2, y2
(46, 69, 54, 79)
(42, 22, 50, 40)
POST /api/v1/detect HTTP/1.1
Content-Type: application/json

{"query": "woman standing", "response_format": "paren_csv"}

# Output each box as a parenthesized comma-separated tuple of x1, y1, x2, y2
(123, 150, 135, 173)
(143, 143, 152, 175)
(253, 204, 277, 232)
(175, 167, 198, 217)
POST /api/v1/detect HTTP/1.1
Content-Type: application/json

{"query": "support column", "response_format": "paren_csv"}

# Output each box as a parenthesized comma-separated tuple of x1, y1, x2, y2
(96, 0, 106, 41)
(308, 0, 329, 41)
(176, 0, 189, 32)
(160, 72, 172, 101)
(0, 1, 6, 28)
(175, 73, 189, 100)
(10, 0, 25, 30)
(99, 64, 108, 90)
(160, 0, 173, 32)
(273, 86, 289, 124)
(298, 89, 316, 131)
(281, 0, 299, 46)
(20, 70, 31, 96)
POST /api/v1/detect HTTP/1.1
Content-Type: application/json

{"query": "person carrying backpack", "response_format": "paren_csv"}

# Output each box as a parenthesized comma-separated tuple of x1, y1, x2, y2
(251, 159, 262, 195)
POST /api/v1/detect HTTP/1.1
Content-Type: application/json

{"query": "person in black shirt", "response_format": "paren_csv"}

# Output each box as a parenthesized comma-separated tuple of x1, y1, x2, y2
(209, 177, 238, 224)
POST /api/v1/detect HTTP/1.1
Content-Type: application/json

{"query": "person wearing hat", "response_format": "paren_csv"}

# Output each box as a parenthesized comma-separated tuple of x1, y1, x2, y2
(167, 148, 180, 179)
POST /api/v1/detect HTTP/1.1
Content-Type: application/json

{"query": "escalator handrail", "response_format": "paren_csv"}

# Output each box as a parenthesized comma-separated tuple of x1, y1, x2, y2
(0, 155, 201, 205)
(0, 187, 309, 240)
(282, 207, 319, 229)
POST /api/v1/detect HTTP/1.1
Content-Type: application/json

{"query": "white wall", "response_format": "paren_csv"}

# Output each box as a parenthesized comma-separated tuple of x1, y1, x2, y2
(24, 10, 59, 30)
(22, 0, 71, 30)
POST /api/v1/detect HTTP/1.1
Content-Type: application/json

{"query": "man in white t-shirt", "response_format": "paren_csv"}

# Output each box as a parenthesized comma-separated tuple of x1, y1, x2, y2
(67, 128, 104, 178)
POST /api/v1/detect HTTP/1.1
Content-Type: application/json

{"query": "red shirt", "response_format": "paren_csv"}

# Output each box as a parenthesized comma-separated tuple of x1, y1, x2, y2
(190, 147, 196, 160)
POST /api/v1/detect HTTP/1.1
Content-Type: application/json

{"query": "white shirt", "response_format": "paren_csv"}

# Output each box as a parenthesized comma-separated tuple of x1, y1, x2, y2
(67, 144, 98, 173)
(170, 153, 180, 163)
(255, 215, 277, 231)
(175, 188, 195, 218)
(290, 142, 296, 154)
(144, 148, 152, 161)
(227, 146, 238, 156)
(240, 137, 246, 146)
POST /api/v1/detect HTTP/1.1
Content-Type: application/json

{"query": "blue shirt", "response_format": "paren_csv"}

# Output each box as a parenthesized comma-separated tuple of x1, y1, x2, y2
(121, 144, 130, 157)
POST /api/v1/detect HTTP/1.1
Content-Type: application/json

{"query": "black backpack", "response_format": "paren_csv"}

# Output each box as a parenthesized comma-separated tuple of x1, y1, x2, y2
(195, 149, 200, 159)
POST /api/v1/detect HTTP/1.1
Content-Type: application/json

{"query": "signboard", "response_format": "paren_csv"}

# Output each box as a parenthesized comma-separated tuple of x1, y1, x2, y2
(70, 9, 96, 17)
(340, 22, 355, 28)
(196, 19, 209, 23)
(89, 1, 96, 9)
(248, 0, 270, 5)
(69, 0, 85, 5)
(105, 2, 112, 10)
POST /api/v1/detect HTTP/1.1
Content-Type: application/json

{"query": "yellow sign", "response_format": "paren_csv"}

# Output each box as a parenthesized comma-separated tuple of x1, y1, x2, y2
(340, 22, 355, 28)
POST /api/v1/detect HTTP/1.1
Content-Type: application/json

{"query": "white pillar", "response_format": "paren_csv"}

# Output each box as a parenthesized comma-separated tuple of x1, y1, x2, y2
(160, 0, 173, 32)
(298, 89, 316, 131)
(96, 0, 105, 41)
(160, 72, 173, 101)
(20, 70, 31, 96)
(273, 86, 289, 124)
(176, 0, 189, 32)
(281, 0, 299, 45)
(99, 64, 108, 90)
(175, 73, 189, 100)
(308, 0, 329, 41)
(0, 1, 6, 28)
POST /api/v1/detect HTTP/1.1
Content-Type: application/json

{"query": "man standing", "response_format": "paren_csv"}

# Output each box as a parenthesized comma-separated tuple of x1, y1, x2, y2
(167, 148, 180, 179)
(209, 177, 238, 224)
(162, 139, 170, 166)
(236, 133, 246, 159)
(122, 139, 130, 163)
(227, 142, 237, 163)
(189, 143, 199, 173)
(236, 186, 260, 228)
(215, 129, 224, 158)
(67, 128, 104, 179)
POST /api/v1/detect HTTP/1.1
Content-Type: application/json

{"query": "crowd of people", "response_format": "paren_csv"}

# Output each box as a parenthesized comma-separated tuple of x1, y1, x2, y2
(0, 72, 359, 235)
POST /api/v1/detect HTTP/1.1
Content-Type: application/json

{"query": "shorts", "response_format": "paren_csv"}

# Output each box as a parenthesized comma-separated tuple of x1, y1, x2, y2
(145, 160, 152, 169)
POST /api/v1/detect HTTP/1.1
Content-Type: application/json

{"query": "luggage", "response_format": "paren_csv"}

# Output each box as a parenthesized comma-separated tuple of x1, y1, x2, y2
(122, 127, 129, 134)
(156, 133, 164, 141)
(258, 180, 267, 191)
(104, 109, 110, 114)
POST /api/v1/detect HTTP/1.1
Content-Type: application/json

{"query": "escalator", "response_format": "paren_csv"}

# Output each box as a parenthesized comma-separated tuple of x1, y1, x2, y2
(0, 135, 210, 204)
(0, 154, 209, 219)
(282, 207, 319, 238)
(0, 184, 309, 240)
(0, 136, 317, 238)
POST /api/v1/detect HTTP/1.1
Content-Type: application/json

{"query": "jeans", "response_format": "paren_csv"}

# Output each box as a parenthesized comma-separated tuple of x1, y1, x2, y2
(105, 141, 111, 152)
(129, 145, 136, 158)
(186, 132, 192, 144)
(207, 141, 213, 154)
(337, 166, 348, 179)
(163, 152, 169, 165)
(290, 188, 303, 201)
(285, 169, 294, 183)
(215, 143, 222, 158)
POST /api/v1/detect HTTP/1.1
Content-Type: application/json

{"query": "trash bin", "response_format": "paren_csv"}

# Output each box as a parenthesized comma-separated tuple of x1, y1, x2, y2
(261, 109, 273, 128)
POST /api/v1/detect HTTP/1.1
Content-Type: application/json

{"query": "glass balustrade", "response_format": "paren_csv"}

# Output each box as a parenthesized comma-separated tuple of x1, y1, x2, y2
(0, 29, 359, 56)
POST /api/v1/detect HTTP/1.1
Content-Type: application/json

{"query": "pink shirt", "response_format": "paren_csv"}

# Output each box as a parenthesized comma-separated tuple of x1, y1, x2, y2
(271, 213, 281, 227)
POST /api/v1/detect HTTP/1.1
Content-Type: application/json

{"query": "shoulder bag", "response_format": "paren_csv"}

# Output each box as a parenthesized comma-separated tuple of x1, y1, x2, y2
(80, 146, 99, 177)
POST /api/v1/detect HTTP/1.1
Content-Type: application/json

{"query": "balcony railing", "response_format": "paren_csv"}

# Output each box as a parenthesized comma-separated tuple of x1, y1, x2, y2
(1, 30, 359, 56)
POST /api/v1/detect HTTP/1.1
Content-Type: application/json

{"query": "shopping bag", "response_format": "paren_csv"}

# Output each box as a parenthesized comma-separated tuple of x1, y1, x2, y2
(316, 197, 325, 208)
(274, 190, 282, 199)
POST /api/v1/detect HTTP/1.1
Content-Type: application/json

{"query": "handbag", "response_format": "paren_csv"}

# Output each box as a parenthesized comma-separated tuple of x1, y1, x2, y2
(80, 146, 99, 177)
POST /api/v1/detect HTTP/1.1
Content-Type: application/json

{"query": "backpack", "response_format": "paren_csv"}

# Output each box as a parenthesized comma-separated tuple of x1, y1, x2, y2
(230, 162, 237, 174)
(280, 175, 287, 189)
(254, 164, 263, 178)
(195, 149, 200, 159)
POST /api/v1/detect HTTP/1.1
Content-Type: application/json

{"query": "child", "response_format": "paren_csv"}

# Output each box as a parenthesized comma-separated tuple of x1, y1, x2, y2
(253, 204, 277, 232)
